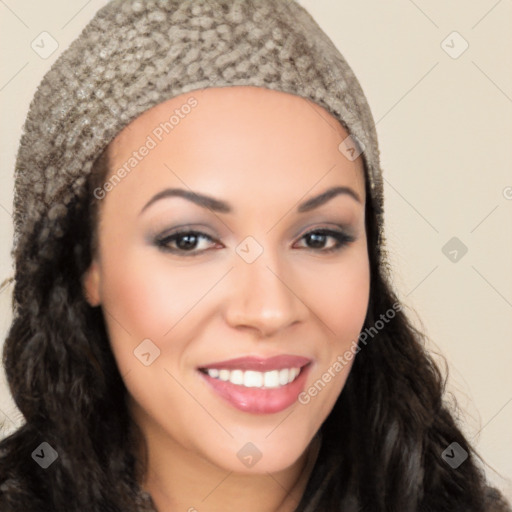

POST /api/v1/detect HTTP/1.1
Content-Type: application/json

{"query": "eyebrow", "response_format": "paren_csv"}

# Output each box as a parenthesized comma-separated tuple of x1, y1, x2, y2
(139, 185, 361, 216)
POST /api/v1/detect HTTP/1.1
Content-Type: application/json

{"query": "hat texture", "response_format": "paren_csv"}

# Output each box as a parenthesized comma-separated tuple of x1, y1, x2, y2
(12, 0, 384, 308)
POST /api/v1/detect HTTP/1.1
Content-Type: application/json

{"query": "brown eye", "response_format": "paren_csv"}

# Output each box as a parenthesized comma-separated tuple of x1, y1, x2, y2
(155, 230, 218, 256)
(295, 229, 355, 253)
(154, 227, 355, 257)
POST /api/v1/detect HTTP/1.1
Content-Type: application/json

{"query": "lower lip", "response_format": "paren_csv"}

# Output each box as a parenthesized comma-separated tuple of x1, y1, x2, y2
(198, 364, 312, 414)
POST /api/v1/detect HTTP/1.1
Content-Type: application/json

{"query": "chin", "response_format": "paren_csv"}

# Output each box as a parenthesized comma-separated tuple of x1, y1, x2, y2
(201, 434, 312, 475)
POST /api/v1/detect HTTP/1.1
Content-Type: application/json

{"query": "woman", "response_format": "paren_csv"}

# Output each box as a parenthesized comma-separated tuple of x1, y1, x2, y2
(0, 0, 510, 510)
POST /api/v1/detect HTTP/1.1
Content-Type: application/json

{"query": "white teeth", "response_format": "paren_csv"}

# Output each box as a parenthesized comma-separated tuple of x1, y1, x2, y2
(208, 368, 220, 378)
(204, 367, 302, 388)
(244, 370, 263, 388)
(264, 370, 279, 388)
(230, 369, 244, 385)
(218, 369, 230, 382)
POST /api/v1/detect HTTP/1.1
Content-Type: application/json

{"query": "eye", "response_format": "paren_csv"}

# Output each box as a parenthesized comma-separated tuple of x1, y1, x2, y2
(154, 227, 356, 257)
(294, 228, 355, 253)
(155, 230, 219, 256)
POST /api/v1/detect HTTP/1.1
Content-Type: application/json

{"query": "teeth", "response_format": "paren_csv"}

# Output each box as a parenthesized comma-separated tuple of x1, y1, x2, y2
(219, 369, 230, 382)
(264, 370, 279, 388)
(230, 369, 244, 385)
(204, 367, 302, 388)
(279, 368, 289, 386)
(244, 370, 263, 387)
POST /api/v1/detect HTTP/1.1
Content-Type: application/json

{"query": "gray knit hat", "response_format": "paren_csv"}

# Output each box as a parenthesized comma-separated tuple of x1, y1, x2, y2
(12, 0, 384, 309)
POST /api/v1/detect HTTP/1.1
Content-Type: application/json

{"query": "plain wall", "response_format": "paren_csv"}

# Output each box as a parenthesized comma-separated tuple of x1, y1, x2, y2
(1, 0, 511, 499)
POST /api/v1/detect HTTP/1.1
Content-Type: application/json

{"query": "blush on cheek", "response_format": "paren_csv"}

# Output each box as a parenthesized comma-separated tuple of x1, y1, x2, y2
(314, 265, 369, 338)
(101, 274, 168, 342)
(100, 250, 219, 344)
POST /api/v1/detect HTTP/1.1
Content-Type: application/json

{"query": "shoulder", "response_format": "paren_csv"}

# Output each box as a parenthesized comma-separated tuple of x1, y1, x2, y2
(484, 486, 512, 512)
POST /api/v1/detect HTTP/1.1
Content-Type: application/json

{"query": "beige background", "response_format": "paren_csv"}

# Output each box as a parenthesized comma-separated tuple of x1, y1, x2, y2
(1, 0, 511, 500)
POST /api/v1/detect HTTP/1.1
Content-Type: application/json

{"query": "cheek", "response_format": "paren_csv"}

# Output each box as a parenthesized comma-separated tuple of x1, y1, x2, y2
(298, 244, 370, 406)
(97, 240, 220, 350)
(307, 246, 370, 340)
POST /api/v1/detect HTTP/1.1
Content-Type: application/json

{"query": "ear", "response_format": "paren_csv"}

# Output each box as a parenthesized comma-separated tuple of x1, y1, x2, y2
(82, 259, 102, 307)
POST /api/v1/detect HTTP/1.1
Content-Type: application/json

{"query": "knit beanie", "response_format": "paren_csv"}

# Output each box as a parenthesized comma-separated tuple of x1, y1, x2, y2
(11, 0, 385, 312)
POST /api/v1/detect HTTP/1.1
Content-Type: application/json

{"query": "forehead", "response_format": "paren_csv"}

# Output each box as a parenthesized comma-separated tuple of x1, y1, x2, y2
(105, 86, 366, 208)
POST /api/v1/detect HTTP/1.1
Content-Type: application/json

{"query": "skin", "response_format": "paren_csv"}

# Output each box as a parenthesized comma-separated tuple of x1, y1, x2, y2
(82, 86, 370, 512)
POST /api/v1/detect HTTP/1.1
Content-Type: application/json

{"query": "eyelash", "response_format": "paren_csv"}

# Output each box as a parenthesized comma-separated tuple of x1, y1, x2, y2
(154, 227, 355, 257)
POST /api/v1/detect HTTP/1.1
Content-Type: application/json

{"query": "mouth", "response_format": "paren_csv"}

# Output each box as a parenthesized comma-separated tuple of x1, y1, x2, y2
(197, 355, 312, 414)
(198, 366, 304, 388)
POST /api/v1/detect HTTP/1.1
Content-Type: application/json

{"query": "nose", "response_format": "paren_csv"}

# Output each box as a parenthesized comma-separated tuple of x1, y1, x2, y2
(224, 248, 309, 338)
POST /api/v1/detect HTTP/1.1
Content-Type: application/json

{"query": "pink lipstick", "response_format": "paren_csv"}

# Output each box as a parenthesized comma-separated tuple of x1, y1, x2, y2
(197, 355, 312, 414)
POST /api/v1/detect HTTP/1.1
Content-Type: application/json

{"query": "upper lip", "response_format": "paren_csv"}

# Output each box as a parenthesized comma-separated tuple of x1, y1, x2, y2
(198, 355, 312, 372)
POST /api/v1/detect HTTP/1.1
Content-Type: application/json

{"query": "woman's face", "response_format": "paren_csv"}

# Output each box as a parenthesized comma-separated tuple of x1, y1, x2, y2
(83, 86, 370, 474)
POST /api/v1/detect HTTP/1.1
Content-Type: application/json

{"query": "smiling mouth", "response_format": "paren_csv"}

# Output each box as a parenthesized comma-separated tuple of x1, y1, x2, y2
(197, 362, 312, 414)
(198, 366, 307, 389)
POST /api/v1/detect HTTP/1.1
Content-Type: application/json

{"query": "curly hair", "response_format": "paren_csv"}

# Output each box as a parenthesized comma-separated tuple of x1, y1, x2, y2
(0, 145, 510, 512)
